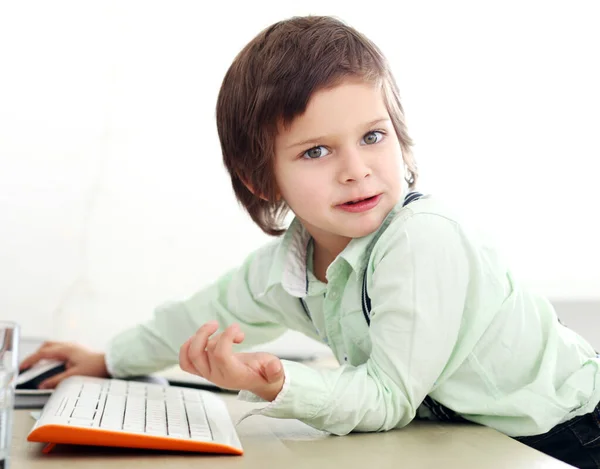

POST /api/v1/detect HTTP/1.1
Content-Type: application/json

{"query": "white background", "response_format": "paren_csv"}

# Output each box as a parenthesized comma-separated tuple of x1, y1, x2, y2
(1, 1, 598, 352)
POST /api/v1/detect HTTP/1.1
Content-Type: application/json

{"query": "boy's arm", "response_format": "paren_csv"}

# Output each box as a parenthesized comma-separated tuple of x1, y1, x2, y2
(239, 214, 476, 435)
(105, 242, 288, 378)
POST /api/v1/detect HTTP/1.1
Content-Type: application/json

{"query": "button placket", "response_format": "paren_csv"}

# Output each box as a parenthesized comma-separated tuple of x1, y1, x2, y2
(324, 260, 353, 364)
(323, 283, 344, 363)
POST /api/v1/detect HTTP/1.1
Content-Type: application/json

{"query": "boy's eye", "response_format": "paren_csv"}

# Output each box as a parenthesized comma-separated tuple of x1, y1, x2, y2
(361, 131, 384, 145)
(303, 146, 331, 159)
(301, 131, 384, 159)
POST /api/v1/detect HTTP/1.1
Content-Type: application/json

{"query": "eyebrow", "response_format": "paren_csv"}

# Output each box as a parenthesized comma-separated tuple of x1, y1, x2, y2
(286, 118, 391, 150)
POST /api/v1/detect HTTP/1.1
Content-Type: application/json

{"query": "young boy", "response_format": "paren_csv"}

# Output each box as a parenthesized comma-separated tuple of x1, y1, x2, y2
(20, 15, 600, 468)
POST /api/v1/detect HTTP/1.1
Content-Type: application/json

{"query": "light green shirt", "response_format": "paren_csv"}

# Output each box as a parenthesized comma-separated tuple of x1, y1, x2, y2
(106, 195, 600, 437)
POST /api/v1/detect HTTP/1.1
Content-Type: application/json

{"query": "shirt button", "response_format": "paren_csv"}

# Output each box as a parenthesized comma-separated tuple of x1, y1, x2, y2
(329, 289, 339, 300)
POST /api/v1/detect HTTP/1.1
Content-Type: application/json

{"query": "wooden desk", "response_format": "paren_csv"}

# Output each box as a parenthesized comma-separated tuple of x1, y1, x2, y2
(11, 393, 573, 469)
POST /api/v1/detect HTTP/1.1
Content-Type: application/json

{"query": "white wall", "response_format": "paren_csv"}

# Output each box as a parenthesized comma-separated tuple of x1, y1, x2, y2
(1, 1, 598, 352)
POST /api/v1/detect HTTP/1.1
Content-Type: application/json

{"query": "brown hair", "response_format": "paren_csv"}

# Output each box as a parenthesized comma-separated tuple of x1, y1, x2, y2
(216, 15, 418, 236)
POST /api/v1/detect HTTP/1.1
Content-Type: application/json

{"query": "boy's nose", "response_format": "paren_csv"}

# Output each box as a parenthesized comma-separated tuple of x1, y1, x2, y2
(338, 148, 371, 183)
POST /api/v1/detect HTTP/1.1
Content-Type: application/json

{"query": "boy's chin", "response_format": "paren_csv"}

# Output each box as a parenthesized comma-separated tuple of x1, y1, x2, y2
(341, 222, 382, 239)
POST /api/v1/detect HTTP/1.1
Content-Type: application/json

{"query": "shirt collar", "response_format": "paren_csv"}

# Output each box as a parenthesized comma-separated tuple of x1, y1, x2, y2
(264, 198, 412, 297)
(338, 200, 406, 272)
(265, 217, 311, 297)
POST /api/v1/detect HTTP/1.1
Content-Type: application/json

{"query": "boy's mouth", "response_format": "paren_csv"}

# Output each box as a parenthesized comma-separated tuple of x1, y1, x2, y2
(341, 194, 378, 206)
(336, 194, 382, 213)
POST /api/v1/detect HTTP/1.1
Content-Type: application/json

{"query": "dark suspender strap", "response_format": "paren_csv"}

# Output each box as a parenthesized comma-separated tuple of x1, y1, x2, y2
(403, 190, 423, 206)
(299, 297, 311, 320)
(361, 269, 372, 326)
(361, 191, 423, 326)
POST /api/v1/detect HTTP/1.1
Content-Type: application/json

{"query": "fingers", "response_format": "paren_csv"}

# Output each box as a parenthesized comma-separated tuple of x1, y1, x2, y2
(206, 327, 244, 352)
(233, 329, 245, 344)
(184, 321, 219, 377)
(179, 322, 247, 385)
(39, 367, 79, 389)
(212, 324, 239, 367)
(205, 333, 221, 354)
(178, 339, 195, 374)
(263, 358, 284, 383)
(19, 353, 41, 371)
(179, 335, 208, 376)
(19, 344, 70, 371)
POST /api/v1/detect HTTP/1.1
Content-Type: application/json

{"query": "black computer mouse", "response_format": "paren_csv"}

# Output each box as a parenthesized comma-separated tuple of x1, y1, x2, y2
(16, 360, 67, 390)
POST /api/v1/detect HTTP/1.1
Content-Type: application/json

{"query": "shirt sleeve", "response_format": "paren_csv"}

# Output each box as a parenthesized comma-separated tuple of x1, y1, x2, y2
(106, 242, 288, 378)
(239, 213, 471, 435)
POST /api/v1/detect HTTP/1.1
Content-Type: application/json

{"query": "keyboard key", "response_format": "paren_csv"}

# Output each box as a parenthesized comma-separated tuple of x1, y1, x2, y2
(147, 388, 165, 400)
(100, 419, 123, 430)
(187, 403, 208, 424)
(68, 418, 94, 427)
(123, 424, 144, 433)
(190, 431, 212, 441)
(72, 407, 96, 420)
(105, 395, 126, 409)
(168, 422, 188, 434)
(76, 398, 99, 410)
(109, 381, 128, 395)
(81, 383, 102, 400)
(54, 396, 69, 417)
(183, 390, 203, 401)
(146, 423, 166, 432)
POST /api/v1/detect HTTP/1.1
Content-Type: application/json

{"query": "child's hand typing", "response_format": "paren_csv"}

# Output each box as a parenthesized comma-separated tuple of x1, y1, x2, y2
(179, 321, 285, 401)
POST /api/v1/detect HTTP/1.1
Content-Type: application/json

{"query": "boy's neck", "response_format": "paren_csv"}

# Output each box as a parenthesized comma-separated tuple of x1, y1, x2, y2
(297, 218, 352, 283)
(311, 236, 351, 284)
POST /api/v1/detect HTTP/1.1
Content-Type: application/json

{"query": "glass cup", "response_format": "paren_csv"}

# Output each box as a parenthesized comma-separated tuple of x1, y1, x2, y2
(0, 322, 19, 469)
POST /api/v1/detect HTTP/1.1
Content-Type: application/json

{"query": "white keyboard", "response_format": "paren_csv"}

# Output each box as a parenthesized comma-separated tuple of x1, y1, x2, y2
(27, 375, 243, 454)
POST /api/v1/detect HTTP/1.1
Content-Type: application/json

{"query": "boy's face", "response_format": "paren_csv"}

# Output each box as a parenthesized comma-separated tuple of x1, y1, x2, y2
(274, 78, 404, 252)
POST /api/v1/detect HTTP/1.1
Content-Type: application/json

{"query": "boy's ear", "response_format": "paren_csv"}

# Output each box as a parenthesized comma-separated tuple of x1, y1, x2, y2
(240, 176, 277, 202)
(246, 183, 268, 202)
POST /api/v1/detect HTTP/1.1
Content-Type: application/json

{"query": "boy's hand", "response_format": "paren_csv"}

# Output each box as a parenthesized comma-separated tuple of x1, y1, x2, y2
(18, 341, 109, 389)
(179, 321, 284, 402)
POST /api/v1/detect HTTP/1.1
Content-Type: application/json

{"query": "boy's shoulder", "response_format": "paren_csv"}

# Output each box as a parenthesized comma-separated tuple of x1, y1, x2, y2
(390, 194, 466, 232)
(372, 194, 481, 255)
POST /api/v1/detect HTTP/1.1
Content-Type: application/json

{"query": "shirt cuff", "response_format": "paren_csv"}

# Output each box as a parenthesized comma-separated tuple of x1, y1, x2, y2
(104, 340, 129, 378)
(236, 363, 293, 424)
(235, 360, 330, 423)
(104, 346, 117, 377)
